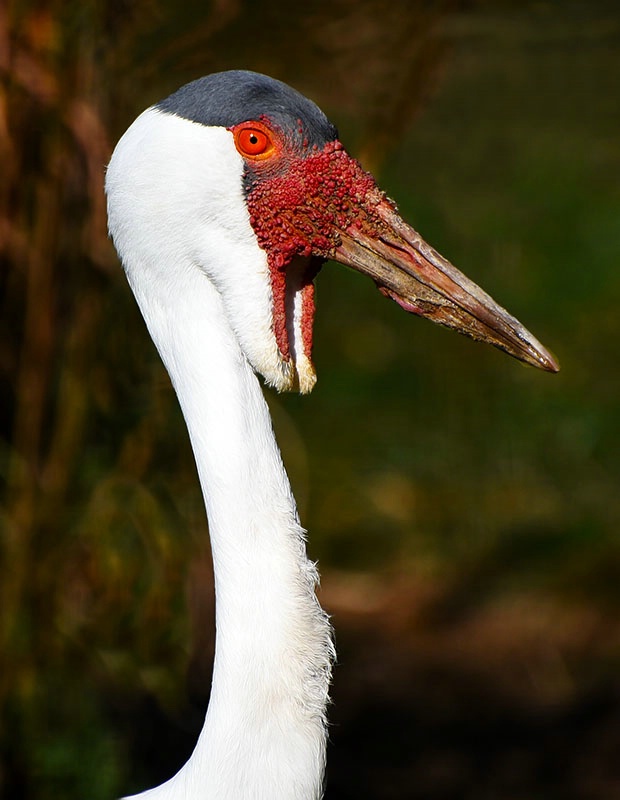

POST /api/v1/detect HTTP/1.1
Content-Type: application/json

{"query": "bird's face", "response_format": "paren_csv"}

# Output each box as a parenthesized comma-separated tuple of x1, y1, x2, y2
(107, 71, 558, 392)
(228, 117, 382, 393)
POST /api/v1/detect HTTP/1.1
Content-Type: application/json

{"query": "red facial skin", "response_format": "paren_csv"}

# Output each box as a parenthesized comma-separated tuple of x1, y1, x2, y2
(230, 118, 560, 378)
(231, 118, 388, 364)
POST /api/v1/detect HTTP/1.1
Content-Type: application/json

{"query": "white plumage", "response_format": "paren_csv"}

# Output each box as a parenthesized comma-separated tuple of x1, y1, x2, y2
(108, 107, 332, 799)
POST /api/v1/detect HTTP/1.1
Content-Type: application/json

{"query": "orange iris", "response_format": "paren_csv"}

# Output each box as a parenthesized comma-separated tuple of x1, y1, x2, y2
(233, 122, 276, 159)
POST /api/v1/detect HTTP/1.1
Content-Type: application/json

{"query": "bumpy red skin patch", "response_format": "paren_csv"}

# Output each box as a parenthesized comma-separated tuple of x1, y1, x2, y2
(243, 136, 387, 362)
(300, 282, 315, 358)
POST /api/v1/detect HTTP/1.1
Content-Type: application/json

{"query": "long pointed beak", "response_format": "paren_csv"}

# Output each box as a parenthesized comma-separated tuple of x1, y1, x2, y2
(331, 195, 559, 373)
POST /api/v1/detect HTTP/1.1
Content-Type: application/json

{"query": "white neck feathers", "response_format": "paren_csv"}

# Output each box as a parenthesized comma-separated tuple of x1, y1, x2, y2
(106, 109, 333, 800)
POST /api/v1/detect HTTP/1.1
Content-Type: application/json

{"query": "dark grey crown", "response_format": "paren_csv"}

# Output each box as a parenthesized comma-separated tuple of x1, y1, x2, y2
(156, 70, 338, 149)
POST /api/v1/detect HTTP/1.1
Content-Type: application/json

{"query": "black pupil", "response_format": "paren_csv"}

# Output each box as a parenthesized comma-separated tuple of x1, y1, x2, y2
(250, 134, 258, 145)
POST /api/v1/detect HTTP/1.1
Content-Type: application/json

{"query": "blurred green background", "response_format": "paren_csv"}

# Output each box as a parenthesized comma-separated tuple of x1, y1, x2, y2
(2, 1, 620, 798)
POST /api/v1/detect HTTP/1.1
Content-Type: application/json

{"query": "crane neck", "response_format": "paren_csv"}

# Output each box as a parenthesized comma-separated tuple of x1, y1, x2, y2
(123, 263, 332, 800)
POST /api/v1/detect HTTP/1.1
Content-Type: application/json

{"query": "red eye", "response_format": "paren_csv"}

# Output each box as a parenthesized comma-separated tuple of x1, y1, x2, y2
(233, 123, 275, 159)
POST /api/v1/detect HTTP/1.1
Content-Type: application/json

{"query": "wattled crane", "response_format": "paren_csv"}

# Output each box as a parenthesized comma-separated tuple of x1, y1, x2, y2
(105, 70, 558, 800)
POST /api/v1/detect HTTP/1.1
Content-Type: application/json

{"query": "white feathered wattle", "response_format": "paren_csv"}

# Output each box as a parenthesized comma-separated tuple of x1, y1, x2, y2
(106, 107, 334, 800)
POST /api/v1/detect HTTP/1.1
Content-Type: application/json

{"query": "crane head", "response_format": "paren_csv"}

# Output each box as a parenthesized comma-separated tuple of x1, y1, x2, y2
(106, 70, 558, 393)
